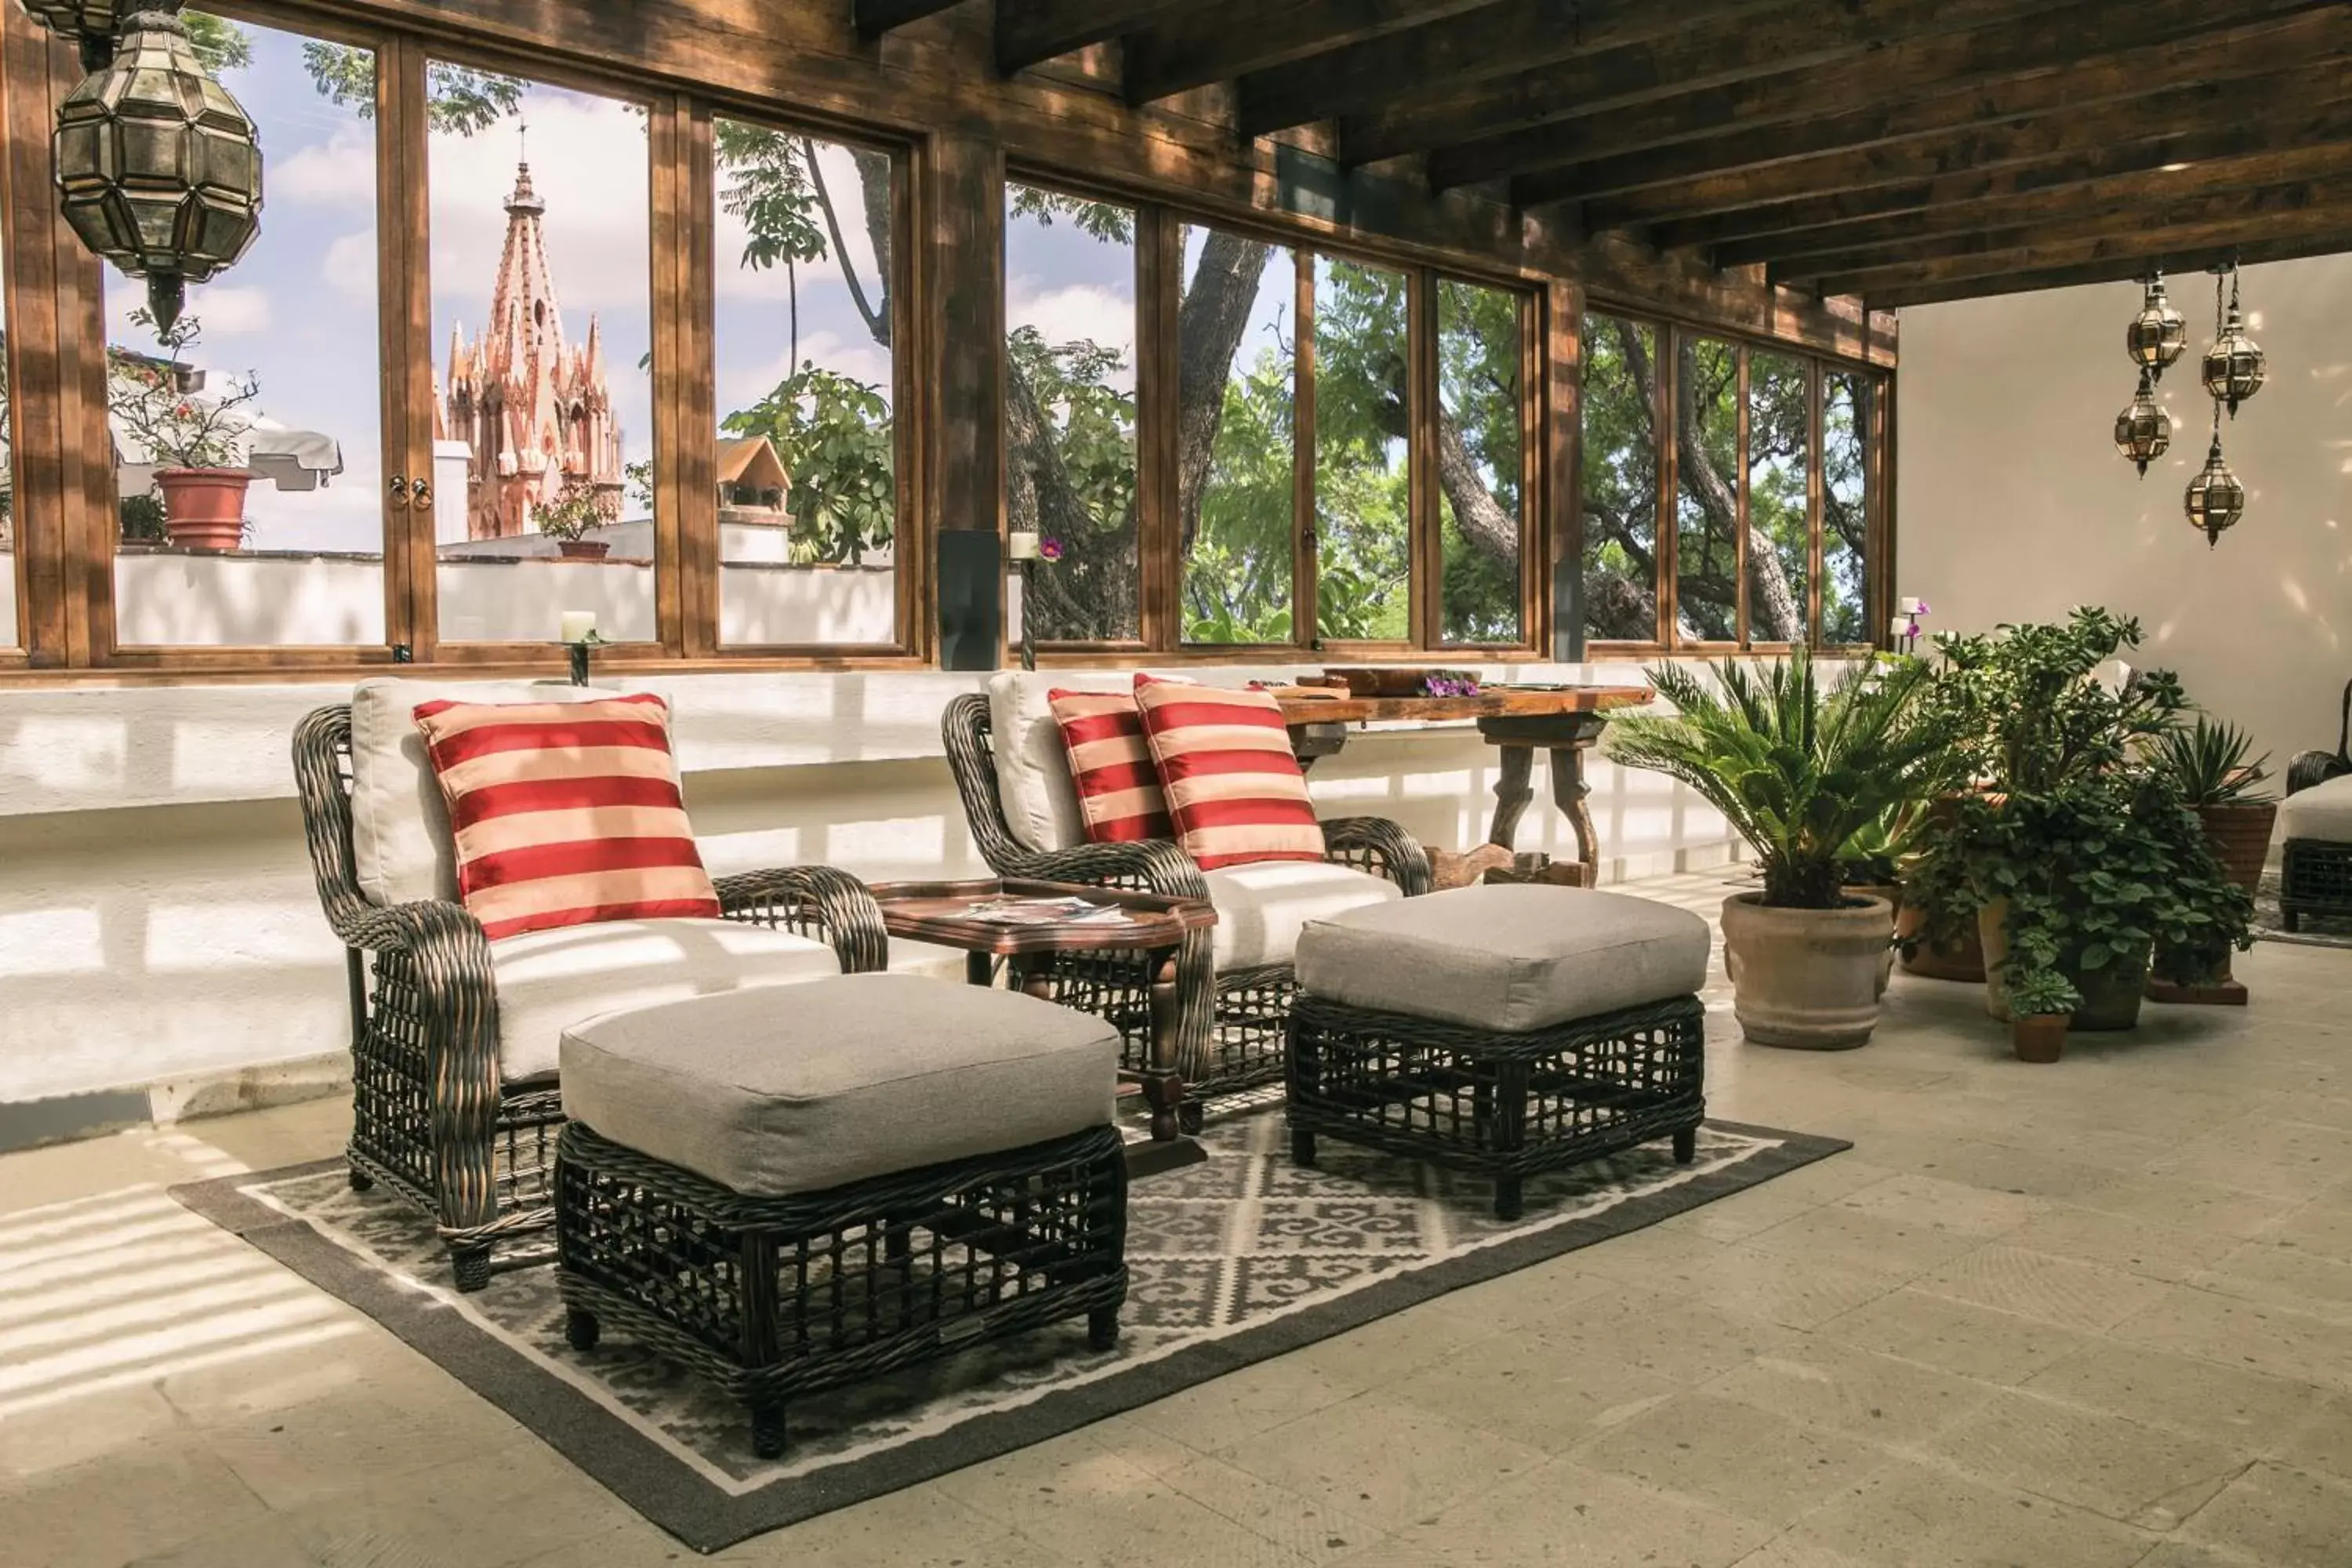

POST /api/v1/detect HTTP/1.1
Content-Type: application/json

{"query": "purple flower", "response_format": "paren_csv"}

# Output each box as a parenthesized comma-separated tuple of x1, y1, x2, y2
(1039, 539, 1063, 562)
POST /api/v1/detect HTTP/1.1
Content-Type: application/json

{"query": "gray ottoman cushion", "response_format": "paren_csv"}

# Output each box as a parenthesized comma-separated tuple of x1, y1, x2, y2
(1295, 884, 1710, 1033)
(559, 973, 1120, 1198)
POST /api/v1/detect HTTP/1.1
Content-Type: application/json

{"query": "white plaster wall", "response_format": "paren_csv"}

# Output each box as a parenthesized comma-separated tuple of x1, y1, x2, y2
(1897, 256, 2352, 776)
(0, 666, 1738, 1105)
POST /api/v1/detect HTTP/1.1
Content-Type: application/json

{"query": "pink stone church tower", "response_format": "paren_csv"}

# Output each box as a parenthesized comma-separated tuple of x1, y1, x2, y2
(436, 160, 625, 541)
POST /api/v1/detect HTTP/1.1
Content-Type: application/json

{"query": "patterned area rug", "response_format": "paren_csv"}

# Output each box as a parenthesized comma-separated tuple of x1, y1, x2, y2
(2255, 870, 2352, 949)
(172, 1107, 1846, 1552)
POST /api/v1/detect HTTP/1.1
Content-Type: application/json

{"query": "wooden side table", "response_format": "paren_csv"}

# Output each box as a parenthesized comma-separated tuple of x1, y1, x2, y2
(867, 878, 1216, 1178)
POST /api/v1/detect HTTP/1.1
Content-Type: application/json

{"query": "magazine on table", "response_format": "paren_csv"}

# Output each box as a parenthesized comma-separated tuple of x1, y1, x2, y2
(956, 895, 1133, 927)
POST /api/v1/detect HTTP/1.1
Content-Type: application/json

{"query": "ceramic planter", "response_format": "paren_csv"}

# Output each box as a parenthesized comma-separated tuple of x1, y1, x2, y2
(2194, 801, 2278, 895)
(1978, 902, 2147, 1031)
(154, 466, 249, 551)
(556, 539, 612, 560)
(1847, 882, 1901, 989)
(2010, 1013, 2068, 1064)
(1894, 898, 1985, 982)
(1719, 891, 1895, 1051)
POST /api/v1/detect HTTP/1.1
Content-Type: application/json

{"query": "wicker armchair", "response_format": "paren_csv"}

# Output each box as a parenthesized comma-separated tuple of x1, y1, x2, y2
(2281, 676, 2352, 931)
(2287, 676, 2352, 796)
(293, 704, 890, 1290)
(942, 691, 1431, 1105)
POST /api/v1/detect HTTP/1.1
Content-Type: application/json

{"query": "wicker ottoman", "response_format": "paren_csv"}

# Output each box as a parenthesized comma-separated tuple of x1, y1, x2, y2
(554, 973, 1128, 1459)
(1286, 884, 1710, 1221)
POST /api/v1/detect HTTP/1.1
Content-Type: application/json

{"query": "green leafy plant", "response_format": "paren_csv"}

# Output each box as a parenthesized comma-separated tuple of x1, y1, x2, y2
(530, 477, 608, 543)
(107, 313, 260, 471)
(1838, 800, 1931, 887)
(2005, 965, 2077, 1019)
(2152, 715, 2273, 807)
(722, 363, 895, 564)
(1605, 647, 1961, 909)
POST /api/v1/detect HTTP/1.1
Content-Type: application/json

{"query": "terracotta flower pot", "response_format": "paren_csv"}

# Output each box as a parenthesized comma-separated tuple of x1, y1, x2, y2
(1719, 891, 1896, 1051)
(1978, 902, 2147, 1031)
(1895, 898, 1986, 982)
(154, 467, 249, 552)
(2011, 1013, 2068, 1064)
(2194, 800, 2278, 896)
(556, 539, 611, 560)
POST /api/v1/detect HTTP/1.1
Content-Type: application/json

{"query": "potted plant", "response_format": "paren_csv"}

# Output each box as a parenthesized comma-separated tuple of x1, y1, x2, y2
(2153, 715, 2276, 895)
(2005, 967, 2074, 1064)
(106, 312, 260, 552)
(533, 477, 612, 559)
(1606, 645, 1960, 1051)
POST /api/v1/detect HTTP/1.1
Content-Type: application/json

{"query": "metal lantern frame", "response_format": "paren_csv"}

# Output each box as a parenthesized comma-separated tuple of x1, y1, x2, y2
(2113, 367, 2169, 478)
(17, 0, 127, 72)
(2201, 265, 2267, 418)
(51, 5, 263, 334)
(2183, 407, 2245, 549)
(2126, 270, 2188, 379)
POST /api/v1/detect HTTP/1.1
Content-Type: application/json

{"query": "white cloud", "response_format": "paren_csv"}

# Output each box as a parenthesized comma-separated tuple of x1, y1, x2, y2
(717, 329, 893, 411)
(274, 130, 375, 208)
(184, 285, 272, 337)
(322, 231, 377, 303)
(1007, 281, 1137, 392)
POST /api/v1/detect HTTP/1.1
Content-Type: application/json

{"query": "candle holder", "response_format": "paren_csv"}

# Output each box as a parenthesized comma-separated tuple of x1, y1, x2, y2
(1018, 557, 1036, 673)
(564, 631, 604, 686)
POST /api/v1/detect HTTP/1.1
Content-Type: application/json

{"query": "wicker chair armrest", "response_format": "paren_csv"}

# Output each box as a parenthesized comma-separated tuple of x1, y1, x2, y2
(991, 837, 1211, 902)
(1321, 815, 1434, 897)
(331, 895, 493, 967)
(2287, 750, 2352, 797)
(716, 864, 891, 974)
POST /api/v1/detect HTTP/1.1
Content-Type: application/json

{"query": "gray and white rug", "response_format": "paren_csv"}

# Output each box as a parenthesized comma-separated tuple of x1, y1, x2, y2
(172, 1106, 1846, 1552)
(2256, 870, 2352, 949)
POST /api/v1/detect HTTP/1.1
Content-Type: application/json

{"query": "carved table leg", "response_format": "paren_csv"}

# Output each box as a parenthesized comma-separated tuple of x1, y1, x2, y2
(1548, 745, 1599, 882)
(1140, 951, 1186, 1145)
(1486, 744, 1537, 849)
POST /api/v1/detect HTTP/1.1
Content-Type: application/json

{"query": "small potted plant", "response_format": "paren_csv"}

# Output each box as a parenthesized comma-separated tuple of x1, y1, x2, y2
(2152, 715, 2276, 895)
(2005, 966, 2075, 1064)
(106, 312, 259, 552)
(533, 477, 612, 559)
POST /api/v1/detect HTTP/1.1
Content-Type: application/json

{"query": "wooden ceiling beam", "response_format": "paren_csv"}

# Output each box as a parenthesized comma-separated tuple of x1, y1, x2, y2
(996, 0, 1184, 74)
(1417, 0, 2335, 189)
(1565, 69, 2352, 226)
(1867, 227, 2352, 307)
(1777, 174, 2352, 285)
(1816, 200, 2352, 299)
(851, 0, 964, 38)
(1230, 0, 1783, 140)
(1121, 0, 1492, 104)
(1715, 143, 2352, 268)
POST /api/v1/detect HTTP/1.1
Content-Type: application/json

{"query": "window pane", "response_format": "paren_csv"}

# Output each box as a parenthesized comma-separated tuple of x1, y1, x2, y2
(1747, 352, 1809, 644)
(1181, 227, 1292, 645)
(1005, 185, 1138, 642)
(712, 123, 898, 646)
(105, 19, 383, 647)
(1673, 336, 1738, 644)
(1579, 314, 1659, 644)
(430, 71, 654, 644)
(1823, 372, 1874, 645)
(1314, 256, 1410, 643)
(1436, 278, 1523, 646)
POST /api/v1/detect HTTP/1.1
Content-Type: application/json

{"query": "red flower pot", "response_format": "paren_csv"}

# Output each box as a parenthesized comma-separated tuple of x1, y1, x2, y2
(556, 539, 611, 560)
(154, 467, 250, 552)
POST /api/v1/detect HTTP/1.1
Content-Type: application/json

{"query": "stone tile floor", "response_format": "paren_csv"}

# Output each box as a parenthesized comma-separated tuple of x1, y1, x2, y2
(6, 870, 2352, 1566)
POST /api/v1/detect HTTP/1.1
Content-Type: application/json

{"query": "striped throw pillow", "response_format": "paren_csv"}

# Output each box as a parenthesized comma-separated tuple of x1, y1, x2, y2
(1131, 674, 1325, 869)
(410, 694, 720, 941)
(1047, 688, 1174, 844)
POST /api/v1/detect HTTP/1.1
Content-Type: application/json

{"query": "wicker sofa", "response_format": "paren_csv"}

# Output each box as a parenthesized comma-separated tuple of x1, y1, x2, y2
(942, 673, 1432, 1109)
(293, 683, 890, 1290)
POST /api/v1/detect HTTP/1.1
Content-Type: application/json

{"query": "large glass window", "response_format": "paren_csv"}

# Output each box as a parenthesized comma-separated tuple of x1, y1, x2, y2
(1747, 351, 1809, 644)
(713, 122, 899, 647)
(1004, 184, 1139, 644)
(1823, 370, 1875, 646)
(1180, 226, 1293, 645)
(1579, 314, 1661, 644)
(429, 71, 654, 645)
(1436, 278, 1523, 646)
(105, 17, 386, 648)
(1312, 256, 1410, 644)
(1673, 336, 1738, 645)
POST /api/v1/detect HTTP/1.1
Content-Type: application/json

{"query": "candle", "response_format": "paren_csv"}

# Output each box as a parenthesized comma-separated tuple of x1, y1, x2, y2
(559, 610, 597, 644)
(1898, 596, 1923, 615)
(1889, 615, 1915, 640)
(1007, 530, 1040, 561)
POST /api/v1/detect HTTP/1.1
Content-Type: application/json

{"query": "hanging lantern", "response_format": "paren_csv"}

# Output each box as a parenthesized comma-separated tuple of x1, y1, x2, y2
(51, 7, 261, 335)
(2113, 368, 2170, 477)
(2127, 271, 2188, 379)
(2183, 417, 2245, 549)
(16, 1, 126, 72)
(2201, 266, 2266, 418)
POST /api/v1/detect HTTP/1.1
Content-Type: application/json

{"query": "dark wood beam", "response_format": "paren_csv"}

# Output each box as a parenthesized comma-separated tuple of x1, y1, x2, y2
(1778, 174, 2352, 285)
(1232, 0, 1786, 140)
(1562, 67, 2352, 224)
(996, 0, 1183, 74)
(851, 0, 964, 38)
(1868, 227, 2352, 307)
(1122, 0, 1491, 104)
(1818, 199, 2352, 299)
(1417, 0, 2336, 189)
(1718, 142, 2352, 268)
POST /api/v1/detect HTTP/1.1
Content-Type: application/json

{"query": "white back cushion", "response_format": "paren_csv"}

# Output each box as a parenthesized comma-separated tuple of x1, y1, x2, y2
(349, 678, 639, 907)
(986, 670, 1131, 854)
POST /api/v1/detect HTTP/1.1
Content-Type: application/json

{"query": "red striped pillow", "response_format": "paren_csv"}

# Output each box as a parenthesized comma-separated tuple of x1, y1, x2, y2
(1131, 674, 1325, 869)
(410, 694, 720, 941)
(1047, 688, 1174, 844)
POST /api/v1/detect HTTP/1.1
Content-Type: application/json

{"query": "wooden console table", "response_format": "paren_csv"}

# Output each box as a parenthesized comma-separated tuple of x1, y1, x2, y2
(1276, 685, 1653, 880)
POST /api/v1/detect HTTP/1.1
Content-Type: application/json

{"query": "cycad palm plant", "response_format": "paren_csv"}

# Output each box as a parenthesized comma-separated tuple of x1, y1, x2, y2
(1606, 648, 1962, 909)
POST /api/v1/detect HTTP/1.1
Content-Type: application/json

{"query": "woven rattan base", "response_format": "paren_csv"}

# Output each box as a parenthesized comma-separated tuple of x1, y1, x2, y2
(2281, 839, 2352, 932)
(1286, 991, 1707, 1221)
(554, 1121, 1127, 1459)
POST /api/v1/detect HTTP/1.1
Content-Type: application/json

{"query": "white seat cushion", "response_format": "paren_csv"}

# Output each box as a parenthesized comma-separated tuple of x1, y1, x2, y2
(492, 917, 840, 1083)
(1296, 884, 1710, 1033)
(560, 973, 1120, 1198)
(1204, 860, 1403, 971)
(2282, 775, 2352, 842)
(349, 677, 651, 907)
